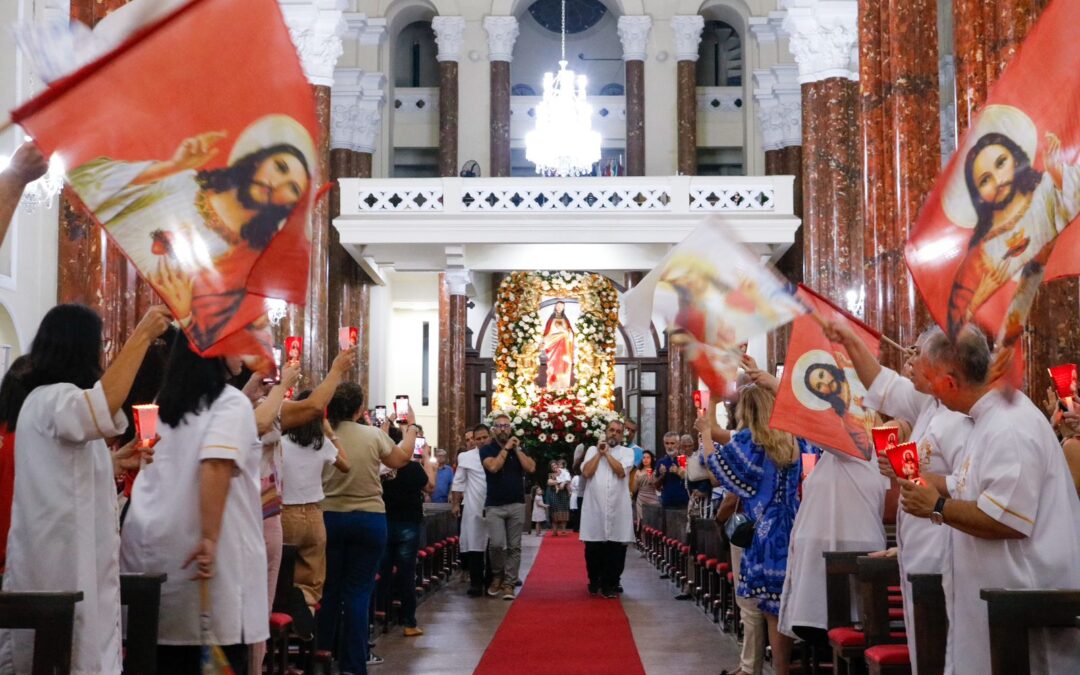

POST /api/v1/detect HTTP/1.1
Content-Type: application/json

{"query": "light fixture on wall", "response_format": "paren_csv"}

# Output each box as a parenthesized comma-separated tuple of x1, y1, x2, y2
(266, 298, 288, 326)
(524, 0, 601, 177)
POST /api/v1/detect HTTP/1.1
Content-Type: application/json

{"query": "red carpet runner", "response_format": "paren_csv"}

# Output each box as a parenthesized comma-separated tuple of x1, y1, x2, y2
(474, 533, 646, 675)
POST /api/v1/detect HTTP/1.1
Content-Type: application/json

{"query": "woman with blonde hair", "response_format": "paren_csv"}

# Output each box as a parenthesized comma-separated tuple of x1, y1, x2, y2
(695, 384, 818, 675)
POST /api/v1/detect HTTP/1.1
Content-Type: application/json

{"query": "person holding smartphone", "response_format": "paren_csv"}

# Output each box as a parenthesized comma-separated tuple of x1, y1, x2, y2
(580, 419, 635, 598)
(378, 435, 435, 637)
(480, 414, 536, 600)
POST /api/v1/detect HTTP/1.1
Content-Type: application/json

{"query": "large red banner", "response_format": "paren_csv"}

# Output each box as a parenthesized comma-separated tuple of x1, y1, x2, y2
(771, 285, 881, 460)
(906, 0, 1080, 352)
(12, 0, 316, 362)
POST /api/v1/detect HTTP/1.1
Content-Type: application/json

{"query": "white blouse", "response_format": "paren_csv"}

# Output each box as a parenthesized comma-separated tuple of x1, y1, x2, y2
(280, 435, 337, 505)
(0, 382, 128, 675)
(120, 386, 268, 645)
(450, 449, 488, 553)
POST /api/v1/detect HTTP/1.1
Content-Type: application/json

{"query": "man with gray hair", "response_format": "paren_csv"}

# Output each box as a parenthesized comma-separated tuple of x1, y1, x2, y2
(653, 431, 690, 510)
(824, 321, 972, 672)
(897, 325, 1080, 675)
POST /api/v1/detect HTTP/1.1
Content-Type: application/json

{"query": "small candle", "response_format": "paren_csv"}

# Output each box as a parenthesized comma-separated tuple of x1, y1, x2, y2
(132, 404, 159, 446)
(871, 426, 900, 452)
(886, 441, 921, 481)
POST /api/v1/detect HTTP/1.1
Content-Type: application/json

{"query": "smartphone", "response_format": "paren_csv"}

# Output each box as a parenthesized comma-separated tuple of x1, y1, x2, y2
(775, 365, 785, 380)
(262, 347, 283, 385)
(394, 395, 410, 422)
(374, 405, 387, 424)
(413, 436, 425, 459)
(285, 336, 303, 365)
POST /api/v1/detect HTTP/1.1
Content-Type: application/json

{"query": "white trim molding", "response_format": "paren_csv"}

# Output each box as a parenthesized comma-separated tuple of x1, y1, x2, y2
(279, 0, 348, 87)
(670, 15, 705, 62)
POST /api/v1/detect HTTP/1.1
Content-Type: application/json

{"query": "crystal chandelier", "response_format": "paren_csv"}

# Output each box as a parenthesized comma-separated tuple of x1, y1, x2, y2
(524, 0, 601, 177)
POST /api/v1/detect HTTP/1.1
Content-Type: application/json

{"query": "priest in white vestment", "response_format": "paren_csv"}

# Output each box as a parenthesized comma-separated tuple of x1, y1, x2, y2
(899, 326, 1080, 675)
(0, 305, 170, 674)
(826, 322, 972, 673)
(451, 425, 490, 596)
(579, 419, 635, 598)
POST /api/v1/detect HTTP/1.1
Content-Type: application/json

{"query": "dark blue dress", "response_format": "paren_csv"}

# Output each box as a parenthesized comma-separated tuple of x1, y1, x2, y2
(704, 429, 819, 614)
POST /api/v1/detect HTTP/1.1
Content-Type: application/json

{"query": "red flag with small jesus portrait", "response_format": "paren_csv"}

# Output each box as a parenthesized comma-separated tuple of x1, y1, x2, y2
(11, 0, 317, 365)
(906, 0, 1080, 367)
(770, 285, 882, 460)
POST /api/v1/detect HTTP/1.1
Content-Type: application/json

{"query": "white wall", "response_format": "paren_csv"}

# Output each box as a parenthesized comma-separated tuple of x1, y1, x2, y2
(384, 271, 441, 445)
(0, 0, 63, 356)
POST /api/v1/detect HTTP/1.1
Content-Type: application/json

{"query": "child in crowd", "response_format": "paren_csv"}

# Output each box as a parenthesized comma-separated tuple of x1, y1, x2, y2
(531, 485, 548, 536)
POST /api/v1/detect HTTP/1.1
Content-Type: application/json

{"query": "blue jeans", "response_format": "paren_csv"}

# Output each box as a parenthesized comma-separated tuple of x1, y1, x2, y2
(378, 520, 422, 627)
(319, 510, 387, 674)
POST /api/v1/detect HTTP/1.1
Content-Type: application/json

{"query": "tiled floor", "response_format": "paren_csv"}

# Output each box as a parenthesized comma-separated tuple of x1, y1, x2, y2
(374, 535, 747, 674)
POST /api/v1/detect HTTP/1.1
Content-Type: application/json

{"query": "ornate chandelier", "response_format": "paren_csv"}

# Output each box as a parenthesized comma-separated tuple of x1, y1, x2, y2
(524, 0, 601, 177)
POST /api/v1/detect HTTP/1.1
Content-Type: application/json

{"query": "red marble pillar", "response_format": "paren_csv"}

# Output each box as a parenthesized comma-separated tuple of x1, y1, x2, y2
(953, 0, 988, 135)
(625, 60, 646, 176)
(301, 84, 333, 379)
(781, 146, 804, 220)
(859, 0, 940, 368)
(666, 340, 695, 435)
(438, 61, 459, 177)
(764, 149, 783, 177)
(439, 273, 468, 454)
(490, 61, 512, 177)
(438, 275, 450, 447)
(676, 61, 697, 176)
(801, 79, 862, 304)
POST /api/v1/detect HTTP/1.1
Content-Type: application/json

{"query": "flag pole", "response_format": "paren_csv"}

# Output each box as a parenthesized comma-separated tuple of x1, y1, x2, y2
(809, 310, 909, 354)
(0, 116, 13, 136)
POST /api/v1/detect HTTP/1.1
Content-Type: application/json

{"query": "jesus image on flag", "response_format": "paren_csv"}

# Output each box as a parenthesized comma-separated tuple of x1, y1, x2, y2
(942, 105, 1080, 343)
(67, 115, 315, 351)
(791, 349, 875, 460)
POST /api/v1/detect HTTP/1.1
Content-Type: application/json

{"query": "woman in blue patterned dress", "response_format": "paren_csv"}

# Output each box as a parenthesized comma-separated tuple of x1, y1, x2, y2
(695, 384, 818, 675)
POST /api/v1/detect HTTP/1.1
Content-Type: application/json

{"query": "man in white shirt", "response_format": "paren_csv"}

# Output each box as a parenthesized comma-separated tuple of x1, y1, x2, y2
(580, 418, 635, 599)
(452, 424, 490, 596)
(898, 326, 1080, 675)
(824, 321, 972, 673)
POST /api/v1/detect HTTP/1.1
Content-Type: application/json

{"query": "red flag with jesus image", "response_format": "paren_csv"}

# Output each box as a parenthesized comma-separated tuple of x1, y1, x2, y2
(770, 285, 882, 460)
(11, 0, 317, 364)
(905, 0, 1080, 363)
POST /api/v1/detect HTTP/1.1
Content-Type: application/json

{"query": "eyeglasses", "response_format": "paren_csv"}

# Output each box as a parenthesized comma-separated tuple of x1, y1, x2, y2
(493, 423, 512, 429)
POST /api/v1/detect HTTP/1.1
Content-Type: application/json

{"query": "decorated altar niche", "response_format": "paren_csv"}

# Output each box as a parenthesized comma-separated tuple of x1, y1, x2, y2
(491, 272, 620, 459)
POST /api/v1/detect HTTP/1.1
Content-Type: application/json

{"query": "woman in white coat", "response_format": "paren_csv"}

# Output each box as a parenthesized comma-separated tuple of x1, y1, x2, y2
(0, 304, 171, 674)
(120, 331, 268, 673)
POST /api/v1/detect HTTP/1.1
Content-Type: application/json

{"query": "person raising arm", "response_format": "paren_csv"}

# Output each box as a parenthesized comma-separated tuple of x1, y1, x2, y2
(0, 142, 48, 248)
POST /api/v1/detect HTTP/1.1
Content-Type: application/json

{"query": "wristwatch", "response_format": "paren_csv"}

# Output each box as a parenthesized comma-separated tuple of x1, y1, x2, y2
(930, 497, 947, 525)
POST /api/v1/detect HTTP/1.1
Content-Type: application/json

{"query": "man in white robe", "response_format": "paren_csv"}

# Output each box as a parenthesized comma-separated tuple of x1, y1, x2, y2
(451, 424, 490, 597)
(899, 326, 1080, 675)
(580, 419, 635, 598)
(825, 322, 972, 673)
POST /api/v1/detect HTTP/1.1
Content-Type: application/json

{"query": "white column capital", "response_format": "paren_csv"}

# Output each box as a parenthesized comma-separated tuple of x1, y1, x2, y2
(331, 69, 387, 154)
(748, 16, 777, 45)
(670, 15, 705, 62)
(483, 16, 520, 62)
(279, 0, 348, 87)
(432, 16, 467, 63)
(445, 268, 472, 296)
(617, 15, 652, 62)
(344, 12, 387, 46)
(752, 71, 784, 152)
(781, 0, 859, 83)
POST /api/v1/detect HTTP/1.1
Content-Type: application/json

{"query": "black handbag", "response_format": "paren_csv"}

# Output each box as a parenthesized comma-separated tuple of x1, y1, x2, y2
(724, 499, 756, 548)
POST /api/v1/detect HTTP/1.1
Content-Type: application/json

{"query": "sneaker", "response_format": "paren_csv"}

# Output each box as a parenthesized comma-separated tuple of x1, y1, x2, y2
(402, 626, 424, 637)
(501, 583, 516, 600)
(616, 585, 624, 593)
(487, 577, 504, 597)
(366, 653, 384, 666)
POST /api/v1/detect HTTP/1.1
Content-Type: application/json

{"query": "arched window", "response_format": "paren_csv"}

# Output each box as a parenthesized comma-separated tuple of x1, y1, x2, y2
(599, 83, 624, 96)
(393, 20, 439, 88)
(696, 20, 742, 87)
(512, 83, 537, 96)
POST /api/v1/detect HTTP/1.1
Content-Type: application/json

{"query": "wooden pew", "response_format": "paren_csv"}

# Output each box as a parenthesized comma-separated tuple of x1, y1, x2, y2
(120, 573, 166, 675)
(0, 591, 82, 675)
(908, 574, 947, 675)
(856, 556, 908, 675)
(824, 551, 871, 675)
(981, 588, 1080, 675)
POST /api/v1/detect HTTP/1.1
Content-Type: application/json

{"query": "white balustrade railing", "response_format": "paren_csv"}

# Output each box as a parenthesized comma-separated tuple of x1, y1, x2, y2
(342, 175, 789, 216)
(697, 86, 745, 114)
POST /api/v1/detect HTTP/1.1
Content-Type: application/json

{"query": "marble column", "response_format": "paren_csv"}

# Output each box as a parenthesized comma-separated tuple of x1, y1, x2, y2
(439, 269, 470, 456)
(857, 0, 939, 367)
(671, 16, 704, 176)
(618, 16, 651, 177)
(784, 3, 862, 313)
(952, 0, 988, 136)
(484, 17, 519, 177)
(330, 69, 384, 390)
(60, 0, 142, 355)
(666, 340, 696, 435)
(432, 17, 465, 177)
(283, 1, 346, 378)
